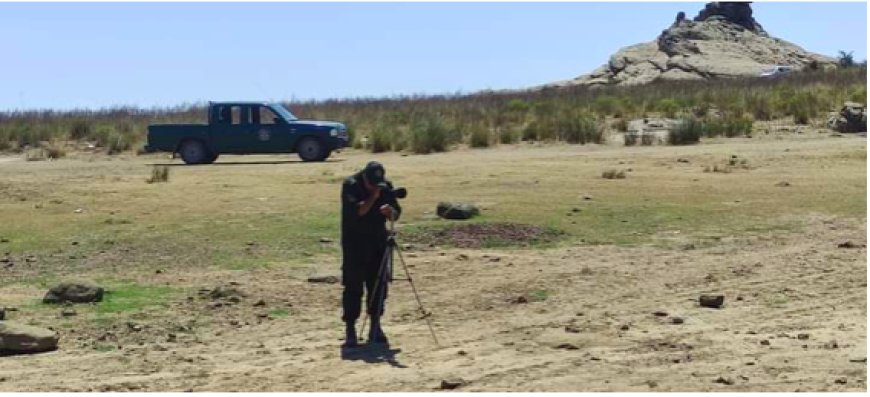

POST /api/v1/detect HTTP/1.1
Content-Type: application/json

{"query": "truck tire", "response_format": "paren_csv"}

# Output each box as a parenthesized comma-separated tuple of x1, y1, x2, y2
(179, 140, 209, 165)
(297, 137, 326, 162)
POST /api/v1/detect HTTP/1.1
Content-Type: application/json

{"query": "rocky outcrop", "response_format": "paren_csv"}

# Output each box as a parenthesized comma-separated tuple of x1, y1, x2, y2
(548, 2, 836, 88)
(43, 280, 104, 304)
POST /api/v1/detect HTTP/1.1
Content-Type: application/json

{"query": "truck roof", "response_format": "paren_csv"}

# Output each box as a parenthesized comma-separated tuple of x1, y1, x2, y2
(208, 101, 275, 106)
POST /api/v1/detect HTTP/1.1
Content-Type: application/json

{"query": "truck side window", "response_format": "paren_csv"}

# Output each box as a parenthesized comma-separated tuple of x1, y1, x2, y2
(231, 106, 243, 125)
(258, 106, 279, 125)
(216, 106, 232, 124)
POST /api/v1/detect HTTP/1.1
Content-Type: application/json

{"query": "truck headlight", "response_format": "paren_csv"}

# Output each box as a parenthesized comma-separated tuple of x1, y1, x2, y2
(330, 129, 338, 137)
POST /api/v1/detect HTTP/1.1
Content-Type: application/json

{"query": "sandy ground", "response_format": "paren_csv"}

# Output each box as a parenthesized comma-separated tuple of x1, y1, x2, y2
(0, 136, 866, 391)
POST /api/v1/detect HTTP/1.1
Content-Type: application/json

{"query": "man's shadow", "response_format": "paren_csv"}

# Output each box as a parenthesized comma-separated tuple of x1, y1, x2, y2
(340, 342, 406, 368)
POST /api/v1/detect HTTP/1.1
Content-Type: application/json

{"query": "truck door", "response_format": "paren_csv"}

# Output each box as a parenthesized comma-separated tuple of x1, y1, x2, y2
(250, 105, 293, 153)
(210, 105, 251, 154)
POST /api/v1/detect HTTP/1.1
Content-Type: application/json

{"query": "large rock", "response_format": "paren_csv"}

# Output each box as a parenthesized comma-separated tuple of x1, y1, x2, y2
(43, 280, 104, 304)
(0, 321, 59, 354)
(546, 2, 836, 88)
(436, 202, 480, 220)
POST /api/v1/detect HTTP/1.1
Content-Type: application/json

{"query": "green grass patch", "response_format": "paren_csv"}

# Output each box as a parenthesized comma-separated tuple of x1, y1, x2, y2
(94, 283, 175, 314)
(269, 308, 290, 317)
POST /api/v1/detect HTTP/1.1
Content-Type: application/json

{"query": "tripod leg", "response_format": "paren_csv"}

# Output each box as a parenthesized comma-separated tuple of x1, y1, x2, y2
(393, 244, 440, 347)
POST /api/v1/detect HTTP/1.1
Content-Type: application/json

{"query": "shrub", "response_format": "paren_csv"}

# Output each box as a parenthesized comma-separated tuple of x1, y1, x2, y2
(106, 132, 133, 155)
(43, 142, 66, 159)
(498, 126, 520, 144)
(409, 115, 451, 154)
(668, 118, 703, 145)
(146, 166, 170, 184)
(601, 169, 626, 179)
(369, 123, 394, 153)
(558, 113, 604, 144)
(640, 133, 656, 146)
(69, 119, 92, 140)
(469, 124, 491, 148)
(624, 133, 638, 146)
(657, 99, 680, 118)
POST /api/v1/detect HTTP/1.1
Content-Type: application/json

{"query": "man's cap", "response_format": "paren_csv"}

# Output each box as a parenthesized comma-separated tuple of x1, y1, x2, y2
(363, 161, 386, 185)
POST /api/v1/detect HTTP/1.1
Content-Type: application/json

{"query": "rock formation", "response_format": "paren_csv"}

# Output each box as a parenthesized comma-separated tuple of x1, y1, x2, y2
(548, 2, 836, 88)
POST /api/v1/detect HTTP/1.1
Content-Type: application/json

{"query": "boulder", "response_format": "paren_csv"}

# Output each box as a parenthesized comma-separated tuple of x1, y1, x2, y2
(545, 2, 835, 88)
(43, 280, 104, 304)
(436, 202, 480, 220)
(0, 321, 59, 354)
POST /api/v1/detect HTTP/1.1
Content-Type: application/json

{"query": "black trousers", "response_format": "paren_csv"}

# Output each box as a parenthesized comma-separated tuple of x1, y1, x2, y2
(341, 238, 389, 323)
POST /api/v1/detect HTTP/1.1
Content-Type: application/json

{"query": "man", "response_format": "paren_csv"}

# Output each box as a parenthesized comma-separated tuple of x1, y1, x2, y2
(340, 161, 402, 347)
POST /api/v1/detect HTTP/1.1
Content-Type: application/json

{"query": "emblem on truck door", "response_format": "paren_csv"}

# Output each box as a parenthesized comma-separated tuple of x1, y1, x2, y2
(258, 129, 271, 142)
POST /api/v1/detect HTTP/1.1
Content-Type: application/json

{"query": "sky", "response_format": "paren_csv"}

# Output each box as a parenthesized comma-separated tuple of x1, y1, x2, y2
(1, 1, 866, 111)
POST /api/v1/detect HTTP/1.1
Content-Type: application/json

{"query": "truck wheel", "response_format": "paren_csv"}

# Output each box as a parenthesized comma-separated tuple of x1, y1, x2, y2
(297, 138, 325, 162)
(179, 140, 209, 164)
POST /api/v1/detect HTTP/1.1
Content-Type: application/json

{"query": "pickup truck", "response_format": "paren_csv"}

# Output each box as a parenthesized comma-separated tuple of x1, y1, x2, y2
(144, 102, 349, 164)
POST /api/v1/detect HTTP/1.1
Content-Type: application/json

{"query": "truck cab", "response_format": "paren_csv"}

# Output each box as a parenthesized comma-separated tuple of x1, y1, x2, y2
(145, 102, 349, 164)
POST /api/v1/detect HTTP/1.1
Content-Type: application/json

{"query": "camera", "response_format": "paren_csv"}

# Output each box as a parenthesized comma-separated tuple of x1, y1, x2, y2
(377, 182, 407, 200)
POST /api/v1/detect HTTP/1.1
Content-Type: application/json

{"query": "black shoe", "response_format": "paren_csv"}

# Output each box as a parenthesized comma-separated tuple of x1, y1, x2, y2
(342, 323, 358, 348)
(368, 321, 388, 344)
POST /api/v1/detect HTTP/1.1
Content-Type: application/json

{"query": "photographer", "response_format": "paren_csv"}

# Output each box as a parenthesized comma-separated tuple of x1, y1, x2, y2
(340, 161, 402, 347)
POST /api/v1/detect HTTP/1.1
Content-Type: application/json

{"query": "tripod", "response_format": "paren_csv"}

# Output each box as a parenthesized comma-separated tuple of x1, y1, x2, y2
(359, 218, 440, 346)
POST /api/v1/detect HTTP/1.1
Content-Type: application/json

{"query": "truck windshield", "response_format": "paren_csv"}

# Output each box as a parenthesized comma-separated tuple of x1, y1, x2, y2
(269, 104, 298, 121)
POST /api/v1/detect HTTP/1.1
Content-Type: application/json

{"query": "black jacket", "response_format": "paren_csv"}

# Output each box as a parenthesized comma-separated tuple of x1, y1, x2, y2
(340, 172, 402, 246)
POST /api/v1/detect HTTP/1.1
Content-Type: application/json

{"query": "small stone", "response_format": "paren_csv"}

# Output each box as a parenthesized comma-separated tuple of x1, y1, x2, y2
(456, 254, 469, 261)
(823, 340, 839, 349)
(439, 378, 466, 390)
(699, 295, 725, 309)
(0, 308, 4, 320)
(0, 238, 8, 243)
(652, 311, 668, 317)
(849, 356, 867, 363)
(555, 343, 579, 350)
(834, 378, 847, 385)
(318, 237, 333, 243)
(489, 257, 501, 263)
(671, 317, 685, 325)
(775, 181, 791, 187)
(565, 326, 580, 333)
(796, 333, 810, 340)
(60, 308, 77, 317)
(155, 269, 164, 274)
(571, 207, 581, 213)
(512, 296, 528, 304)
(837, 241, 864, 249)
(619, 324, 630, 331)
(677, 158, 690, 163)
(714, 376, 734, 385)
(760, 340, 770, 346)
(583, 195, 593, 200)
(457, 350, 468, 356)
(127, 323, 143, 332)
(307, 275, 339, 284)
(253, 299, 266, 307)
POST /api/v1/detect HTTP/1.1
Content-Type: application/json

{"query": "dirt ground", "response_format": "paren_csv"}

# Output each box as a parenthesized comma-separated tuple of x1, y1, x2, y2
(0, 134, 866, 391)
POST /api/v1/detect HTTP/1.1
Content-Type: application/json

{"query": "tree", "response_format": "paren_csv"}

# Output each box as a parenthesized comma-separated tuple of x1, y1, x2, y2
(838, 50, 855, 68)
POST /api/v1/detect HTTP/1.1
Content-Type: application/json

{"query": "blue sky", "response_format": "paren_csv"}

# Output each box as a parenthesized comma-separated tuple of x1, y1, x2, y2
(1, 2, 866, 110)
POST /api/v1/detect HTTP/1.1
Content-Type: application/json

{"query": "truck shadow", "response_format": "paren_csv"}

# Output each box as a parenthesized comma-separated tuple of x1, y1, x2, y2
(147, 158, 345, 167)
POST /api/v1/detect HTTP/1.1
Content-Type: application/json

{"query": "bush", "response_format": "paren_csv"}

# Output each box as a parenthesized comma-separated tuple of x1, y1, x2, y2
(640, 133, 656, 146)
(624, 133, 638, 146)
(106, 132, 133, 155)
(69, 120, 92, 140)
(469, 124, 491, 148)
(146, 166, 170, 184)
(613, 118, 629, 132)
(601, 169, 626, 179)
(704, 116, 753, 138)
(657, 98, 681, 118)
(409, 115, 451, 154)
(43, 142, 66, 159)
(369, 123, 395, 153)
(558, 113, 604, 144)
(668, 118, 703, 145)
(498, 126, 520, 144)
